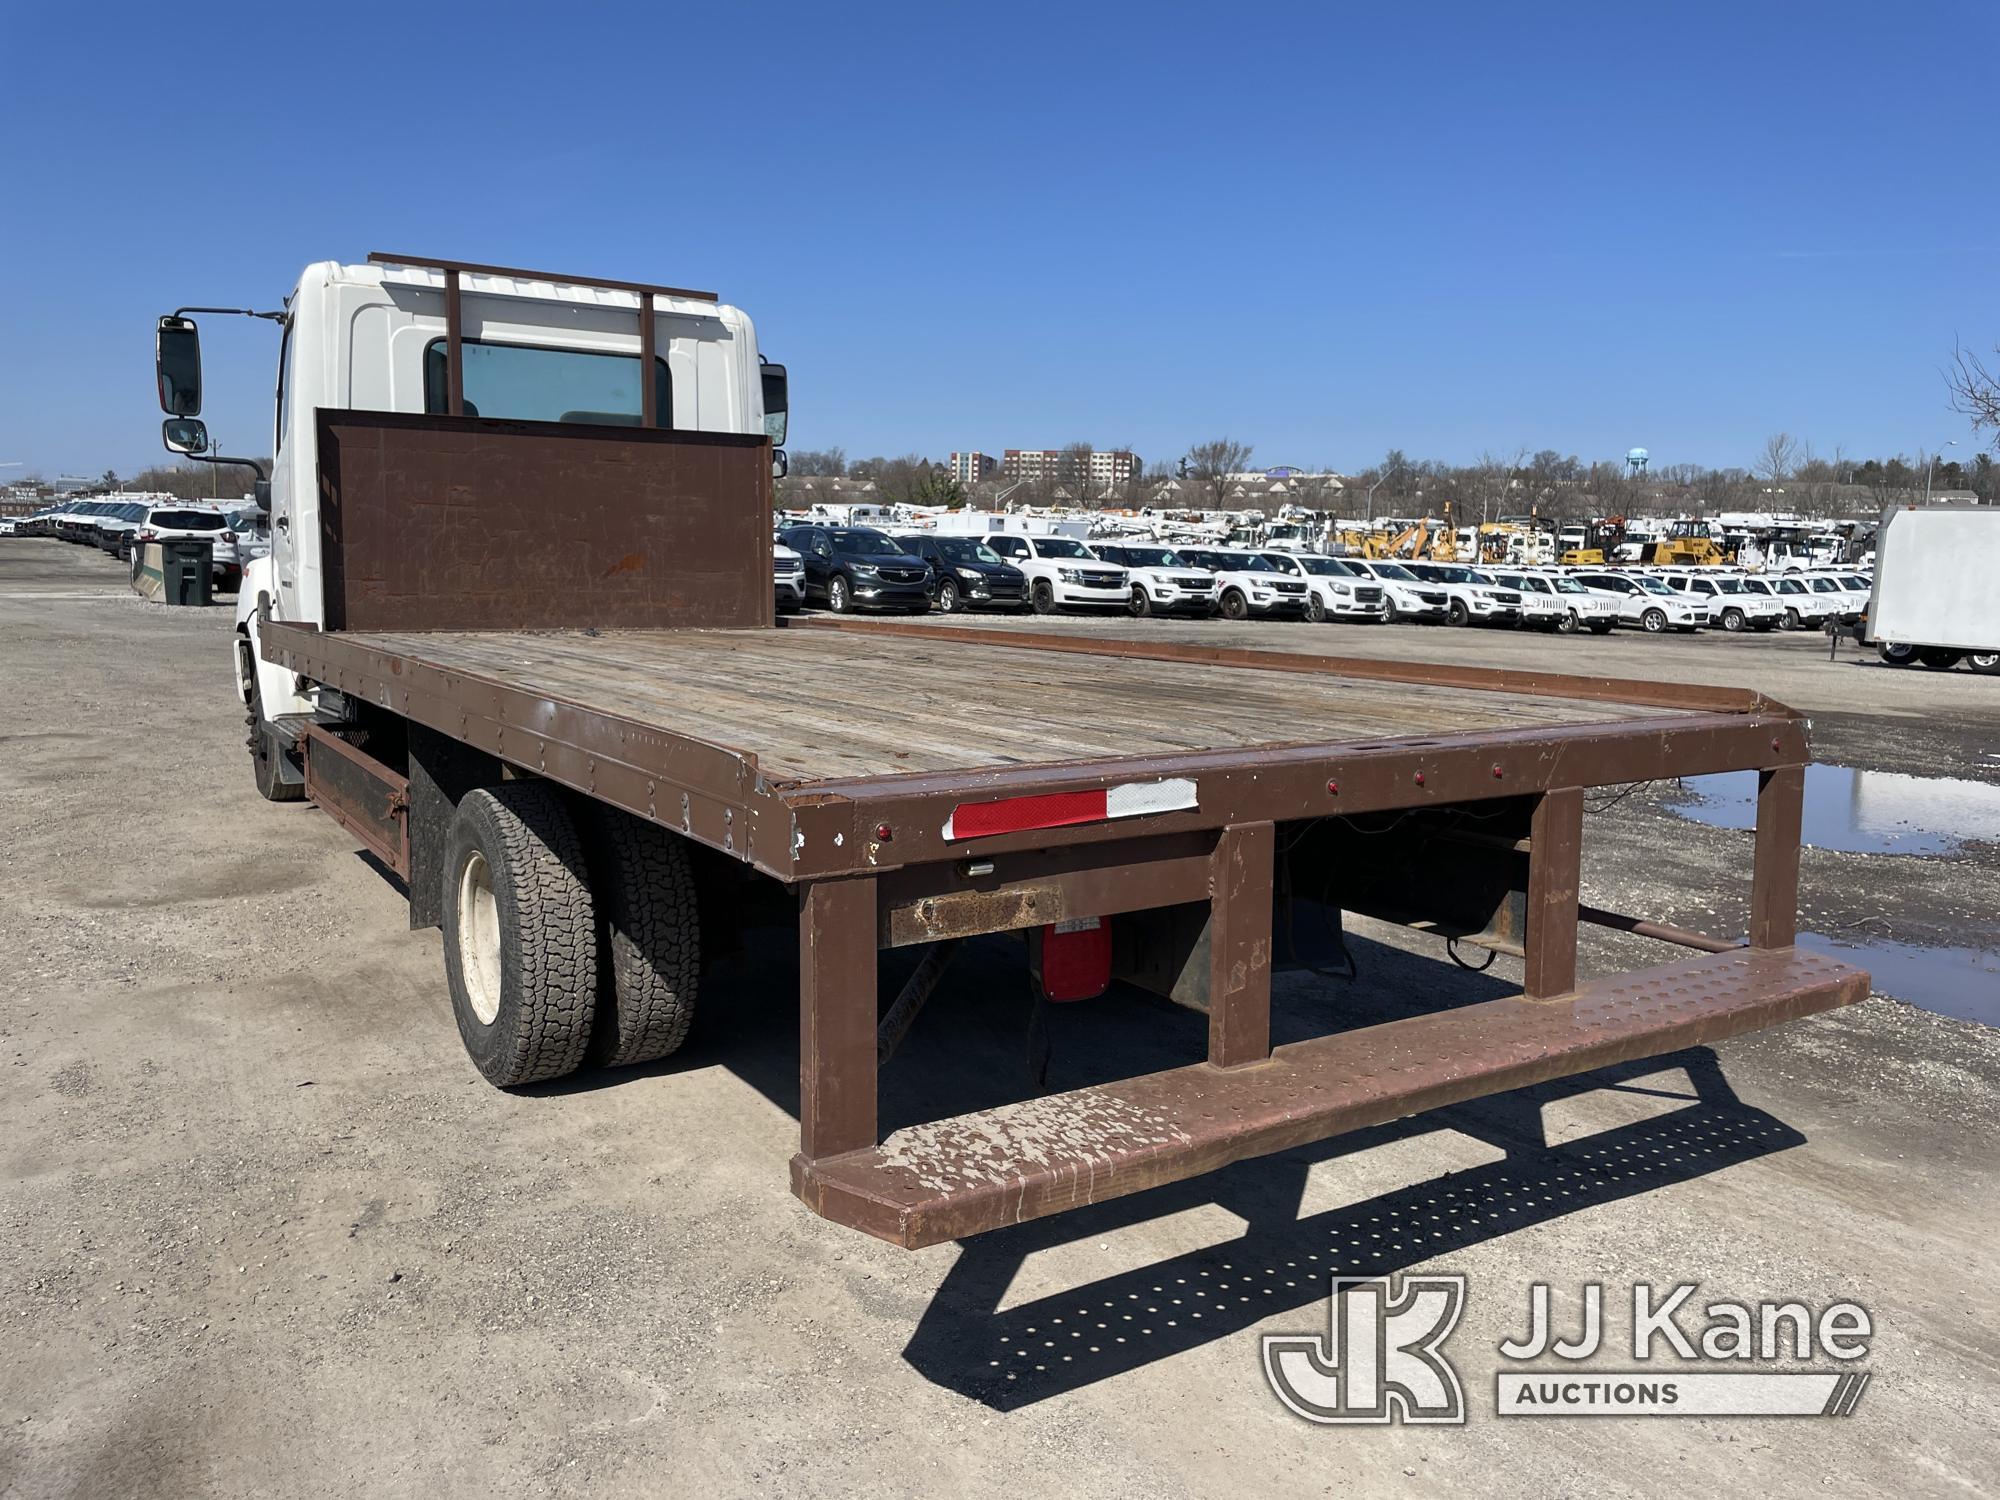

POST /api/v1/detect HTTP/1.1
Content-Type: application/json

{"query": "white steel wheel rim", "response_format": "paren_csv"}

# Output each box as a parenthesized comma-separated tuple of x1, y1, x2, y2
(456, 850, 503, 1026)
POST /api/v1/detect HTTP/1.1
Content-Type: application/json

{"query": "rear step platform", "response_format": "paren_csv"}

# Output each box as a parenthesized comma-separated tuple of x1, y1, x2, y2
(792, 946, 1868, 1248)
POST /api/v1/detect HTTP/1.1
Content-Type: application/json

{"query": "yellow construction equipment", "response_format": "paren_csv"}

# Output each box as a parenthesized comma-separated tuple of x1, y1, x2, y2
(1644, 520, 1731, 566)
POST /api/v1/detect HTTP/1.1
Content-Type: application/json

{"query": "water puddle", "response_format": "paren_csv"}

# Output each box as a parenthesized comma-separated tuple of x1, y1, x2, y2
(1800, 932, 2000, 1028)
(1667, 763, 2000, 856)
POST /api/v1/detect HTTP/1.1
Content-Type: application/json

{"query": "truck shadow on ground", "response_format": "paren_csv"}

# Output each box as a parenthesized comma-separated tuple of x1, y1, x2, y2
(898, 1052, 1791, 1409)
(527, 918, 1806, 1411)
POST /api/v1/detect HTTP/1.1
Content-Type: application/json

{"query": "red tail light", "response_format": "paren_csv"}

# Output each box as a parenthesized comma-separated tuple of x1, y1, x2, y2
(1033, 917, 1113, 1002)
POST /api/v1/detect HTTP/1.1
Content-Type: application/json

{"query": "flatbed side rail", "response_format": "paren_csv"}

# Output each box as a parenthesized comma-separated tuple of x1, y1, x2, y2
(261, 620, 788, 873)
(264, 618, 1811, 882)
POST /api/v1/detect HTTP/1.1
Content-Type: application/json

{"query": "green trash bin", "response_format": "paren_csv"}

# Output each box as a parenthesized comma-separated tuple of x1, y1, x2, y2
(161, 539, 214, 607)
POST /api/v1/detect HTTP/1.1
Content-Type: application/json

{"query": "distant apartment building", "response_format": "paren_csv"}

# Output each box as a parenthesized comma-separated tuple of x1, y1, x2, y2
(947, 451, 997, 485)
(1001, 448, 1143, 489)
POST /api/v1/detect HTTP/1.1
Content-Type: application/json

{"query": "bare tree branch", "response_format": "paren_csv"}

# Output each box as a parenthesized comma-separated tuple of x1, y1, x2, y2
(1946, 342, 2000, 442)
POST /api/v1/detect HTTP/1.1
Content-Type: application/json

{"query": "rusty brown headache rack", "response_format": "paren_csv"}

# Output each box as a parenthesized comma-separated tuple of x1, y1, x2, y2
(365, 252, 720, 430)
(260, 387, 1868, 1249)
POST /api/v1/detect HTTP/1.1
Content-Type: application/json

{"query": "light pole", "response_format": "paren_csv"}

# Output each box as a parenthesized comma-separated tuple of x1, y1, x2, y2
(1923, 440, 1958, 506)
(1364, 460, 1404, 525)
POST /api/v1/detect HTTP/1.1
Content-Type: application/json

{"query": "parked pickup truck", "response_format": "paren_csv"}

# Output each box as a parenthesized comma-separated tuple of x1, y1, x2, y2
(1343, 559, 1450, 623)
(773, 541, 806, 611)
(1660, 572, 1784, 633)
(1489, 569, 1619, 634)
(1090, 542, 1215, 618)
(981, 532, 1128, 614)
(1739, 573, 1830, 631)
(148, 253, 1865, 1250)
(1405, 563, 1523, 627)
(1175, 546, 1310, 619)
(1571, 570, 1709, 633)
(1257, 552, 1387, 623)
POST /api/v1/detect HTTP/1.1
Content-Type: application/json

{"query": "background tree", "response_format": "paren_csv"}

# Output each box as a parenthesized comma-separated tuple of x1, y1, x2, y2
(1755, 432, 1799, 487)
(1185, 437, 1253, 509)
(124, 460, 273, 501)
(789, 447, 848, 477)
(1054, 442, 1096, 506)
(906, 470, 966, 508)
(1946, 341, 2000, 446)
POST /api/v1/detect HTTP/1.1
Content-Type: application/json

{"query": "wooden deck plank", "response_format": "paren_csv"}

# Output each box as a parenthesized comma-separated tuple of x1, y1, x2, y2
(343, 627, 1692, 785)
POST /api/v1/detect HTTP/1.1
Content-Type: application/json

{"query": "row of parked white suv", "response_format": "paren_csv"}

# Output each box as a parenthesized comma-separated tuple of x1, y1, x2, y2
(11, 496, 271, 587)
(771, 522, 1876, 639)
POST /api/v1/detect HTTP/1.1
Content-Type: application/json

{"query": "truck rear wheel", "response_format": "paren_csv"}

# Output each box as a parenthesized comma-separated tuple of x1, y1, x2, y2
(586, 809, 700, 1066)
(1917, 648, 1963, 671)
(1969, 652, 2000, 675)
(444, 784, 599, 1086)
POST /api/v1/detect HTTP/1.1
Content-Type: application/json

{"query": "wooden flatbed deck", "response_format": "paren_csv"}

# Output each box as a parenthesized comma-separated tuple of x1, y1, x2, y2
(296, 623, 1696, 785)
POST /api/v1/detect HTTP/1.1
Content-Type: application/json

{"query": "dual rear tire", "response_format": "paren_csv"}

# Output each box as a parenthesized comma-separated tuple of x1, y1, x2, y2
(442, 784, 699, 1087)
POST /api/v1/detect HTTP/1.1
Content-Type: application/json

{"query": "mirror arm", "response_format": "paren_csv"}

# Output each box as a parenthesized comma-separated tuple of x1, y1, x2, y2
(196, 454, 272, 481)
(172, 305, 287, 324)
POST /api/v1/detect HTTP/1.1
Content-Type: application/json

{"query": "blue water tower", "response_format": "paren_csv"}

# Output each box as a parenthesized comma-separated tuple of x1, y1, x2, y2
(1626, 447, 1649, 478)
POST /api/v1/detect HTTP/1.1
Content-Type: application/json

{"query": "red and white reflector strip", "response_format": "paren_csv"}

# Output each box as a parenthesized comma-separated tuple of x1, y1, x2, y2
(941, 777, 1198, 841)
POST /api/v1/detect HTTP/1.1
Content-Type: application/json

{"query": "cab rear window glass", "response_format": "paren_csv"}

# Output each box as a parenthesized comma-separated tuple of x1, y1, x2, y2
(423, 338, 672, 427)
(149, 510, 226, 529)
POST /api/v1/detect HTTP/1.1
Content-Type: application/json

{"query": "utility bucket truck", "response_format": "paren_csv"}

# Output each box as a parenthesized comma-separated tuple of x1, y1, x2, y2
(152, 253, 1867, 1249)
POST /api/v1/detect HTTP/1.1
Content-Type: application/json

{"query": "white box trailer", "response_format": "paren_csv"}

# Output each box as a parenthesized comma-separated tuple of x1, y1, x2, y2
(1863, 503, 2000, 672)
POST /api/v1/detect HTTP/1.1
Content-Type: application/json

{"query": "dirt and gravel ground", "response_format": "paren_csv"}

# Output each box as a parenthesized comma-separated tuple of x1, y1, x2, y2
(2, 540, 1995, 1499)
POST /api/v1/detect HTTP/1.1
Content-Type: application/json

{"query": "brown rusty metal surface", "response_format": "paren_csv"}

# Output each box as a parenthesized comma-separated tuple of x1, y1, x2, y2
(786, 615, 1784, 717)
(300, 725, 411, 878)
(786, 713, 1811, 877)
(878, 832, 1215, 946)
(638, 290, 658, 429)
(790, 945, 1871, 1248)
(1207, 823, 1274, 1067)
(1524, 787, 1584, 998)
(315, 409, 773, 633)
(799, 877, 879, 1161)
(367, 251, 719, 303)
(1752, 765, 1805, 949)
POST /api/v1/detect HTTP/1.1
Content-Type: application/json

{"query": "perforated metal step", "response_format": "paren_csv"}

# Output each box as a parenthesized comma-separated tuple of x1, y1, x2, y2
(791, 946, 1868, 1248)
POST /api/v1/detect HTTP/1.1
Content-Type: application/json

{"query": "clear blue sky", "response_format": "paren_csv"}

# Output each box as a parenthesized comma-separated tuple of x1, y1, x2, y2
(2, 0, 1992, 481)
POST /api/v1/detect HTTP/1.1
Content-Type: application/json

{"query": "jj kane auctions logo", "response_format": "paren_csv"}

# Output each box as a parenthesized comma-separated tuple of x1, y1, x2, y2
(1264, 1276, 1873, 1423)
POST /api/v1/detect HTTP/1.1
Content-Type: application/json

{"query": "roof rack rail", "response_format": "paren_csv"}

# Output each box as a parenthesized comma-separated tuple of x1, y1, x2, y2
(365, 252, 717, 304)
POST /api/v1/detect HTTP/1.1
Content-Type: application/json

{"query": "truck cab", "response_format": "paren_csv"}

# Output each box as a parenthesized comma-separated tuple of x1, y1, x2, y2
(153, 254, 787, 774)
